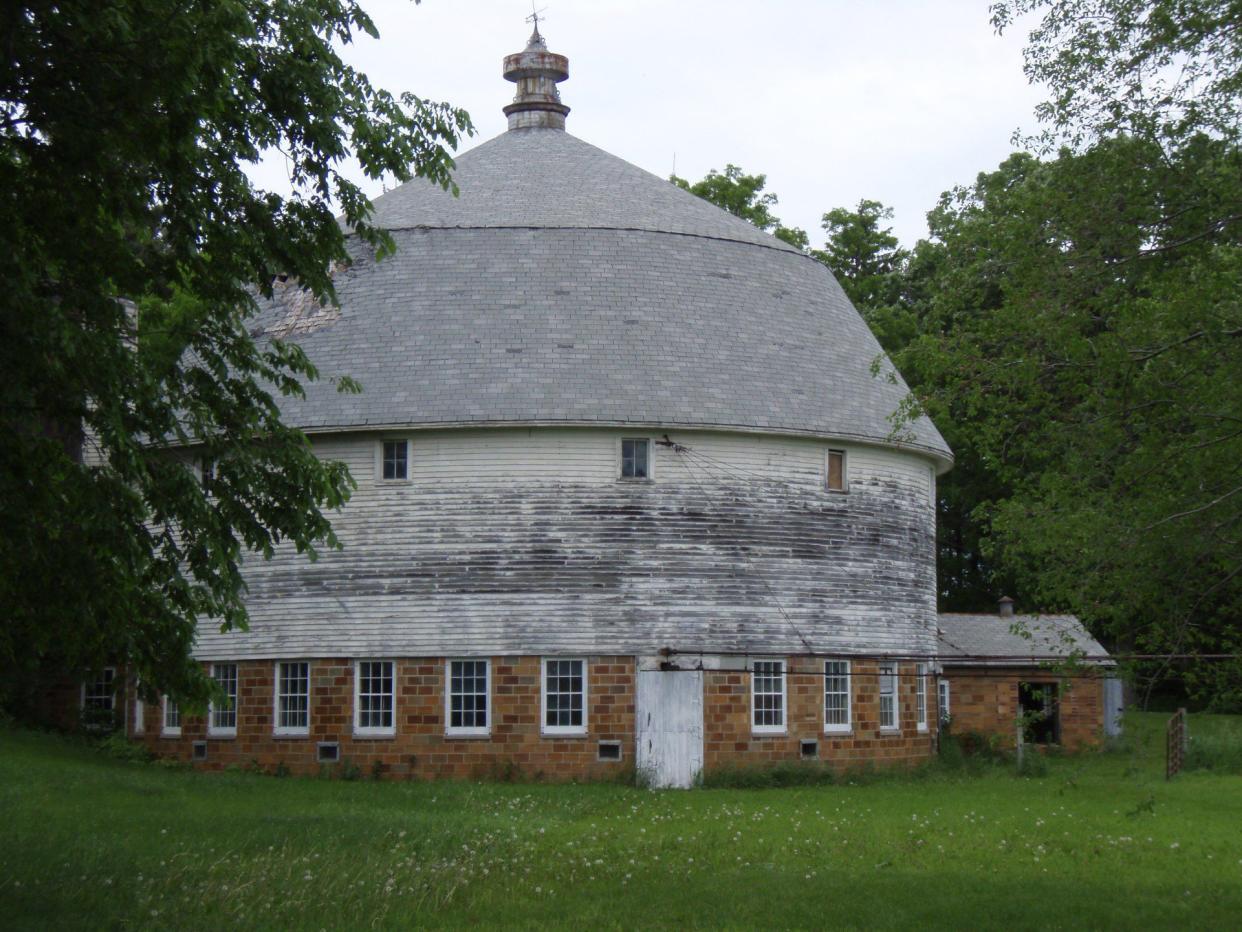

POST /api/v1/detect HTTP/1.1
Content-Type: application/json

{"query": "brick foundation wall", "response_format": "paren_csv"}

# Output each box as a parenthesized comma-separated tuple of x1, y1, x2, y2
(131, 656, 635, 781)
(703, 659, 937, 771)
(942, 666, 1104, 750)
(119, 655, 942, 780)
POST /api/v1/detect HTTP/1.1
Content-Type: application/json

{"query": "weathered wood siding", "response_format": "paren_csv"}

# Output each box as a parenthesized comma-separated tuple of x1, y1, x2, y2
(191, 427, 939, 661)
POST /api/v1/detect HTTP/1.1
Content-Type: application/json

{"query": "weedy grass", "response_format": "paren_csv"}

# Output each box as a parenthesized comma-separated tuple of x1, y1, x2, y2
(1, 712, 1241, 930)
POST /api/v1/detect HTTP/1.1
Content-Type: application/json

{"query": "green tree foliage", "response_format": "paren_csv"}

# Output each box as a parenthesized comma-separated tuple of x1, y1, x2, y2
(671, 164, 809, 248)
(0, 1, 472, 713)
(890, 1, 1242, 704)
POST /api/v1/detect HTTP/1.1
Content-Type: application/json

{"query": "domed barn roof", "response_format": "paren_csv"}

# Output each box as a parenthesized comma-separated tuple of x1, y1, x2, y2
(258, 31, 951, 466)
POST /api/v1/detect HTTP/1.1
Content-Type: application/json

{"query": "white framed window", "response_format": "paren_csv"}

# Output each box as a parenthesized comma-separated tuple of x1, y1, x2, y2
(879, 662, 898, 732)
(938, 679, 951, 724)
(162, 697, 181, 737)
(826, 449, 847, 492)
(199, 456, 215, 493)
(824, 659, 851, 733)
(751, 660, 787, 734)
(447, 659, 490, 736)
(619, 437, 651, 480)
(916, 663, 928, 732)
(133, 691, 145, 735)
(378, 439, 410, 481)
(542, 658, 587, 735)
(81, 667, 116, 713)
(208, 663, 238, 737)
(354, 660, 395, 736)
(275, 661, 311, 736)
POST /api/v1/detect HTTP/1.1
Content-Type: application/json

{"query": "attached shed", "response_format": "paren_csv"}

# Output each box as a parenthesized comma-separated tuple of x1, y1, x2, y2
(938, 599, 1119, 750)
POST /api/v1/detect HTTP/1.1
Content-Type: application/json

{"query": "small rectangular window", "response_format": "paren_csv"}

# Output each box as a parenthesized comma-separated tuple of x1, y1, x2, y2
(209, 663, 238, 737)
(162, 697, 181, 737)
(916, 663, 928, 732)
(938, 679, 951, 724)
(597, 740, 622, 761)
(192, 740, 208, 761)
(752, 660, 786, 733)
(542, 658, 587, 735)
(800, 739, 819, 760)
(620, 438, 650, 479)
(827, 449, 847, 492)
(81, 668, 116, 712)
(317, 742, 340, 763)
(447, 659, 490, 736)
(275, 661, 311, 736)
(879, 662, 898, 731)
(381, 439, 409, 481)
(355, 660, 395, 736)
(824, 659, 852, 733)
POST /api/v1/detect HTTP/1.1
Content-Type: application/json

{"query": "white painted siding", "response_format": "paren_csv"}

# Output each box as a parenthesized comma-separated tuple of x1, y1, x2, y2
(193, 427, 940, 662)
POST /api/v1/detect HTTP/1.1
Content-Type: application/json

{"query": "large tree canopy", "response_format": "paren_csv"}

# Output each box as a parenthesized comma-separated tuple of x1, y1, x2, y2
(0, 1, 472, 713)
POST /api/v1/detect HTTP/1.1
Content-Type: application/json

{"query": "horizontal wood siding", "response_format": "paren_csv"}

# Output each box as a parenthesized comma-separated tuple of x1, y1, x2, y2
(189, 428, 938, 661)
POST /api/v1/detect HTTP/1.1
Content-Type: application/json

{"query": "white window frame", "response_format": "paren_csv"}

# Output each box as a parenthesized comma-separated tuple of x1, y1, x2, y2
(162, 696, 181, 737)
(274, 661, 311, 737)
(446, 658, 491, 737)
(354, 659, 396, 737)
(208, 662, 238, 738)
(541, 658, 588, 736)
(823, 659, 852, 734)
(916, 663, 928, 732)
(618, 436, 654, 481)
(879, 662, 899, 732)
(80, 667, 116, 714)
(376, 438, 412, 483)
(826, 448, 848, 493)
(133, 688, 145, 735)
(751, 659, 787, 735)
(938, 678, 951, 724)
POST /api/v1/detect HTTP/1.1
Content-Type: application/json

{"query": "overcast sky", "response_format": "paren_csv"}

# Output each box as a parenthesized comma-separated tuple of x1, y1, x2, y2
(251, 0, 1048, 246)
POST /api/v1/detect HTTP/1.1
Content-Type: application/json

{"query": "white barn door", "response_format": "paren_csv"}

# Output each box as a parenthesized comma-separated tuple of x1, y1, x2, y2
(636, 669, 704, 789)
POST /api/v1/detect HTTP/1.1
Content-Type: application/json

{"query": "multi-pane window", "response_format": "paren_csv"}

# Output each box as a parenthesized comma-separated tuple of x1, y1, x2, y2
(620, 438, 649, 479)
(209, 663, 238, 736)
(447, 660, 490, 735)
(752, 660, 786, 733)
(542, 659, 586, 735)
(82, 668, 116, 712)
(355, 660, 395, 735)
(199, 457, 215, 493)
(879, 662, 898, 731)
(275, 661, 310, 736)
(381, 440, 409, 480)
(163, 697, 181, 736)
(827, 449, 847, 492)
(824, 660, 852, 733)
(916, 663, 928, 731)
(938, 679, 951, 724)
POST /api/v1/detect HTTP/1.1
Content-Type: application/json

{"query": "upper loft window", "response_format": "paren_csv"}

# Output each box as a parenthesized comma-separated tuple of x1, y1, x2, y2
(381, 440, 409, 481)
(199, 457, 215, 494)
(826, 449, 847, 492)
(620, 438, 650, 480)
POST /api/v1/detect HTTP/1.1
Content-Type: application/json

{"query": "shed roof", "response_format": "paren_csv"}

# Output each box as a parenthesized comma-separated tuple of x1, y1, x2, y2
(938, 613, 1114, 667)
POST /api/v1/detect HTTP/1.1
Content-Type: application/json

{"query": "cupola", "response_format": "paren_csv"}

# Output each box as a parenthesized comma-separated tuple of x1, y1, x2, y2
(502, 25, 570, 130)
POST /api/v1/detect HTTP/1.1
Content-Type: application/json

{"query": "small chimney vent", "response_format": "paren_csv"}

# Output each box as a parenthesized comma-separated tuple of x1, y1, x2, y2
(998, 596, 1015, 617)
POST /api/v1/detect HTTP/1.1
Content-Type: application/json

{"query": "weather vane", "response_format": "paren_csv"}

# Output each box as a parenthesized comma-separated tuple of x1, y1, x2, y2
(526, 4, 548, 33)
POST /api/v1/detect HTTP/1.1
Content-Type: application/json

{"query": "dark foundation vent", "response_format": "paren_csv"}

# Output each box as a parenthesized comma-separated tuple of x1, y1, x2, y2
(800, 739, 819, 760)
(597, 740, 622, 762)
(317, 742, 340, 764)
(191, 741, 207, 761)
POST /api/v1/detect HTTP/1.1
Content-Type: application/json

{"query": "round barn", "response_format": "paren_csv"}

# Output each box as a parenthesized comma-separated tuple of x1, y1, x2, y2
(126, 30, 954, 785)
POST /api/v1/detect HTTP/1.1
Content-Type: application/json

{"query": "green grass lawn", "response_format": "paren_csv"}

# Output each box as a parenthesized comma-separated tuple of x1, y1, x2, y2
(2, 713, 1240, 930)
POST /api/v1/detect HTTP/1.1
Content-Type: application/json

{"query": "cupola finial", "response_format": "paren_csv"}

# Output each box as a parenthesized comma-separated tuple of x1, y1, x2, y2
(503, 14, 570, 130)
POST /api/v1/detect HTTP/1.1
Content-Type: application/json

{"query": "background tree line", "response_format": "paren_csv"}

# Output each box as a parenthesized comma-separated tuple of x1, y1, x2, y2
(675, 0, 1242, 708)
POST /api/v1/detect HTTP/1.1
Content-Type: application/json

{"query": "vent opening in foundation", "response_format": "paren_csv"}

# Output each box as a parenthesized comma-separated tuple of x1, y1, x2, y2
(317, 742, 340, 764)
(597, 740, 622, 762)
(191, 741, 207, 761)
(800, 739, 819, 760)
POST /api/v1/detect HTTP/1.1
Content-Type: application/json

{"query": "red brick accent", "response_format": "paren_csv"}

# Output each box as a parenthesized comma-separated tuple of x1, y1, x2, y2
(941, 665, 1104, 750)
